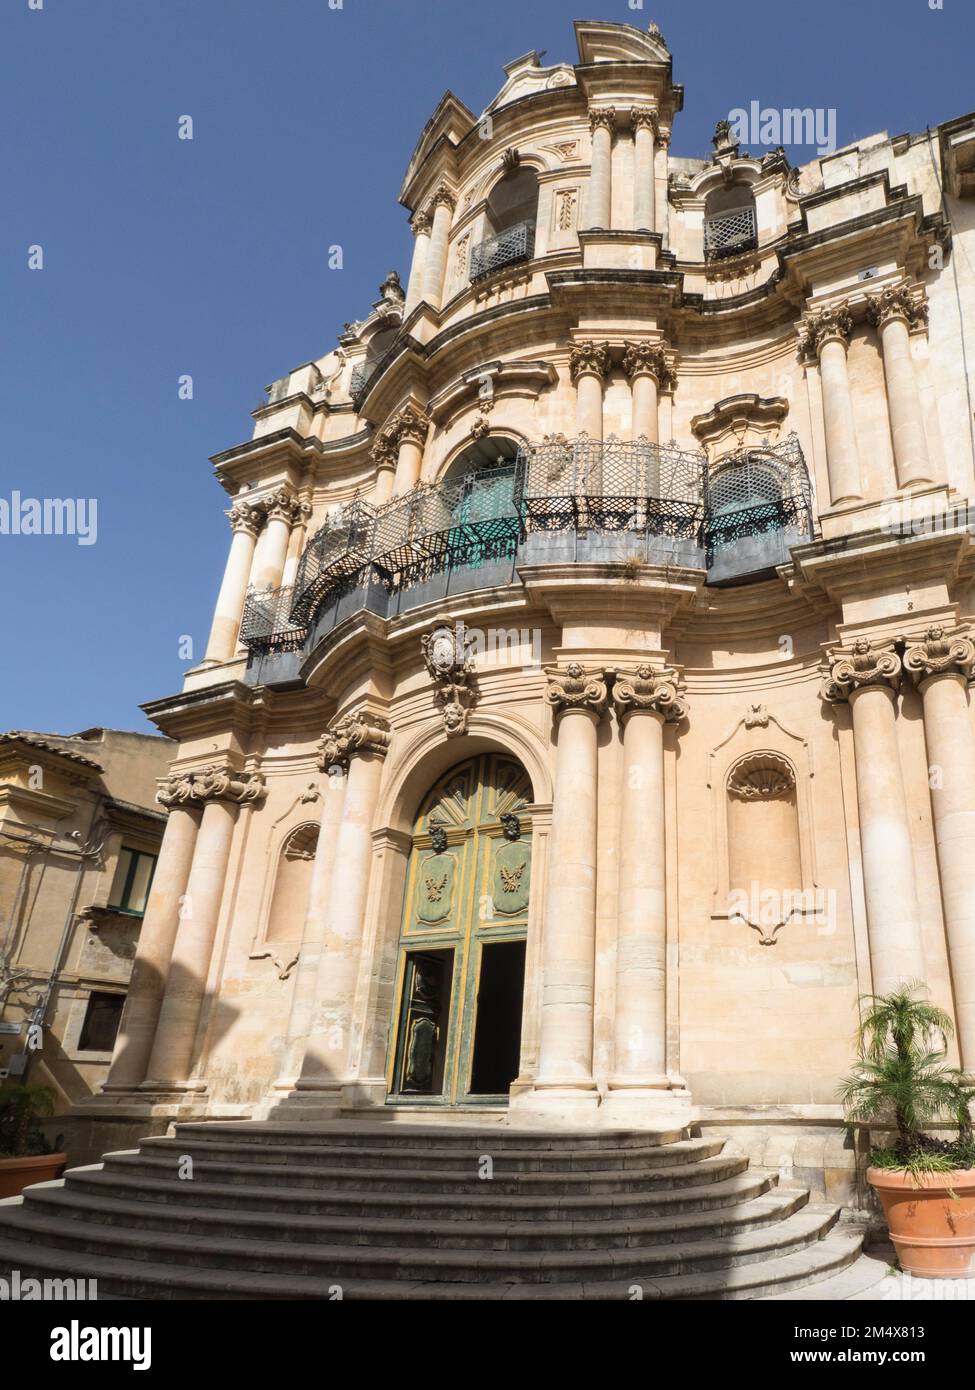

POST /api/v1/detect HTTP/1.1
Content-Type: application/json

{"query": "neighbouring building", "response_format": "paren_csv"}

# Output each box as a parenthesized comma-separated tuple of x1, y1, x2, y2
(68, 19, 975, 1203)
(0, 729, 174, 1107)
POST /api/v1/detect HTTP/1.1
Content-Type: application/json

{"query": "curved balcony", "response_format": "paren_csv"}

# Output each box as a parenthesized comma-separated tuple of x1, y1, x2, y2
(470, 220, 536, 282)
(240, 434, 813, 668)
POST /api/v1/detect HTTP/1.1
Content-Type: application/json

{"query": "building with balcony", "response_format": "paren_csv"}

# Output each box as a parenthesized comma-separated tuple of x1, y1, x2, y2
(62, 20, 975, 1216)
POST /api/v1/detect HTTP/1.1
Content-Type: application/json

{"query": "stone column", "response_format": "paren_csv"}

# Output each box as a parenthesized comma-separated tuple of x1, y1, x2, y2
(141, 766, 266, 1091)
(587, 108, 616, 229)
(389, 404, 431, 497)
(905, 625, 975, 1066)
(102, 799, 200, 1092)
(622, 341, 674, 502)
(604, 665, 687, 1119)
(404, 209, 432, 318)
(867, 285, 933, 490)
(801, 302, 863, 507)
(275, 733, 351, 1087)
(823, 640, 925, 993)
(203, 501, 263, 663)
(631, 107, 657, 231)
(569, 341, 611, 442)
(420, 186, 455, 313)
(251, 488, 300, 592)
(294, 711, 391, 1099)
(533, 663, 608, 1113)
(371, 439, 397, 506)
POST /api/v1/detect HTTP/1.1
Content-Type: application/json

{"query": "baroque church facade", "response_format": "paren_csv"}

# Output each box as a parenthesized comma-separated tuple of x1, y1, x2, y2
(75, 19, 975, 1206)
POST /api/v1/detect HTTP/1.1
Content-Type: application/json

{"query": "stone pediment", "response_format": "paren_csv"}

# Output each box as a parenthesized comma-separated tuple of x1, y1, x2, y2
(483, 52, 576, 116)
(690, 394, 790, 461)
(574, 20, 670, 65)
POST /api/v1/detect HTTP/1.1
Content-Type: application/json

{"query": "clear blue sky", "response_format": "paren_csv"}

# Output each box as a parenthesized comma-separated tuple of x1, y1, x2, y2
(2, 0, 972, 735)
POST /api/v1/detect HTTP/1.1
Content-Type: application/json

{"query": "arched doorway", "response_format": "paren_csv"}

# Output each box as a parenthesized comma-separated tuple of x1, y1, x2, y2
(386, 752, 532, 1106)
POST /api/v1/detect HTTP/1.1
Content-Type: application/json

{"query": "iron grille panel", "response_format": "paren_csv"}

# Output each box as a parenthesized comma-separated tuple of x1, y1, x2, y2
(470, 221, 536, 282)
(704, 206, 758, 260)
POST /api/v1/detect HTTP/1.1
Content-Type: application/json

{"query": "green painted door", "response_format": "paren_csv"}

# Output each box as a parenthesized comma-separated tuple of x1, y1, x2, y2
(387, 753, 532, 1106)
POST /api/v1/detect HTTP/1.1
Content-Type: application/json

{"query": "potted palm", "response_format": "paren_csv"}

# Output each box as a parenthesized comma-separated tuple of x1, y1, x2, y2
(840, 983, 975, 1278)
(0, 1085, 66, 1199)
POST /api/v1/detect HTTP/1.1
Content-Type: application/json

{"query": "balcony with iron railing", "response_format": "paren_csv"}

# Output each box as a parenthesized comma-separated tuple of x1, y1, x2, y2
(240, 434, 814, 665)
(704, 205, 759, 260)
(470, 220, 536, 282)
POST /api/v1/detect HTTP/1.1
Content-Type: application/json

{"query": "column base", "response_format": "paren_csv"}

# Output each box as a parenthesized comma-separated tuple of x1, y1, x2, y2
(598, 1079, 695, 1130)
(508, 1083, 601, 1127)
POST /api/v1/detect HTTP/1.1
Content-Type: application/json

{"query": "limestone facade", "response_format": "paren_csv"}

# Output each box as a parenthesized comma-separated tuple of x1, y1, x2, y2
(78, 21, 975, 1200)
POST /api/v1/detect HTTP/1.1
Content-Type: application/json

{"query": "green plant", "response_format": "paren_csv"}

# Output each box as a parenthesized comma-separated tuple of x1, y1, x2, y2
(0, 1084, 57, 1158)
(839, 982, 974, 1176)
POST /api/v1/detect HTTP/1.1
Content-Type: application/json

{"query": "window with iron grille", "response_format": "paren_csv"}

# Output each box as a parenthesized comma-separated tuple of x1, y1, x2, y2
(704, 205, 758, 260)
(470, 220, 535, 281)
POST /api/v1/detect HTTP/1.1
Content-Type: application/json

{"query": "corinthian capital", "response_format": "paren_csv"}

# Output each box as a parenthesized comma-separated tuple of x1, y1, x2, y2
(429, 183, 457, 212)
(228, 502, 263, 537)
(866, 283, 929, 334)
(318, 710, 391, 770)
(613, 664, 687, 723)
(389, 402, 432, 445)
(799, 301, 854, 359)
(630, 106, 659, 134)
(410, 208, 432, 236)
(821, 637, 902, 703)
(157, 764, 267, 809)
(569, 340, 612, 383)
(903, 624, 975, 685)
(262, 487, 305, 527)
(589, 106, 617, 134)
(544, 662, 609, 719)
(621, 340, 673, 387)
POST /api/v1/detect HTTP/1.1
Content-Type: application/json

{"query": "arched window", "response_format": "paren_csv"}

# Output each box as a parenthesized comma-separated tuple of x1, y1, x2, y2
(704, 183, 758, 260)
(471, 167, 539, 280)
(350, 324, 398, 399)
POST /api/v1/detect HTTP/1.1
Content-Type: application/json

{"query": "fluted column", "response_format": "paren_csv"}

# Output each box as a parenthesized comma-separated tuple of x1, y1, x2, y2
(388, 403, 431, 496)
(141, 766, 266, 1091)
(569, 341, 611, 441)
(801, 302, 863, 507)
(631, 107, 657, 231)
(588, 108, 616, 229)
(823, 640, 925, 993)
(534, 663, 608, 1110)
(867, 285, 933, 489)
(420, 186, 455, 312)
(606, 666, 686, 1109)
(250, 488, 301, 592)
(905, 625, 975, 1065)
(404, 209, 432, 317)
(204, 502, 263, 663)
(295, 711, 391, 1097)
(275, 733, 352, 1088)
(103, 800, 200, 1092)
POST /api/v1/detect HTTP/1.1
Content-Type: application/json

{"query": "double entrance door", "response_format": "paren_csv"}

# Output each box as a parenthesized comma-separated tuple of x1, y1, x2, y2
(386, 753, 532, 1106)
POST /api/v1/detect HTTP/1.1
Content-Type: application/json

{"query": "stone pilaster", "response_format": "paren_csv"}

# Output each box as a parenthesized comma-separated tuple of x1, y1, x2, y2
(822, 639, 925, 993)
(904, 624, 975, 1064)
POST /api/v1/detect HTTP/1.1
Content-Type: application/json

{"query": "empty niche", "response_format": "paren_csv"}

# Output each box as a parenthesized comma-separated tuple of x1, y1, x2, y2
(726, 752, 801, 903)
(264, 822, 319, 944)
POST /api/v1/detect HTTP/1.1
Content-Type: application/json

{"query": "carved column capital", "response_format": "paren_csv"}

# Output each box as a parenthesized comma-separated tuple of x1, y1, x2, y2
(866, 283, 929, 334)
(429, 183, 457, 212)
(228, 502, 263, 537)
(799, 301, 854, 360)
(569, 340, 612, 383)
(589, 106, 617, 134)
(262, 487, 304, 527)
(621, 340, 674, 387)
(612, 664, 687, 723)
(903, 624, 975, 686)
(544, 662, 609, 720)
(157, 764, 267, 809)
(821, 638, 902, 703)
(389, 402, 432, 445)
(318, 710, 391, 770)
(630, 106, 659, 135)
(410, 208, 432, 237)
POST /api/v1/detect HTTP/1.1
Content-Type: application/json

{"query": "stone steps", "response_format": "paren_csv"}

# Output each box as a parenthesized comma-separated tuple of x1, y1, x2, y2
(0, 1120, 864, 1299)
(59, 1165, 774, 1223)
(96, 1148, 751, 1195)
(21, 1179, 808, 1251)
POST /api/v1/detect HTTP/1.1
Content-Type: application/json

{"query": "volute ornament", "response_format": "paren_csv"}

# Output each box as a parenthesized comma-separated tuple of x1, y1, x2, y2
(544, 662, 609, 718)
(157, 764, 267, 809)
(903, 624, 975, 685)
(621, 340, 673, 388)
(866, 284, 929, 333)
(821, 637, 902, 703)
(589, 107, 617, 133)
(317, 710, 391, 771)
(228, 502, 263, 537)
(613, 663, 687, 723)
(798, 301, 854, 360)
(569, 340, 612, 383)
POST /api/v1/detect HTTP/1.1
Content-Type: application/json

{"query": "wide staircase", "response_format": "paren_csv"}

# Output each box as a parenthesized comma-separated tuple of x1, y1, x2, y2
(0, 1121, 864, 1299)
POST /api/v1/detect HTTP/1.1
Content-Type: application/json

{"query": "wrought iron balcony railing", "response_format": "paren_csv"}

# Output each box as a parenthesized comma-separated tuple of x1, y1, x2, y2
(349, 361, 378, 399)
(704, 206, 759, 260)
(241, 434, 813, 657)
(470, 220, 536, 282)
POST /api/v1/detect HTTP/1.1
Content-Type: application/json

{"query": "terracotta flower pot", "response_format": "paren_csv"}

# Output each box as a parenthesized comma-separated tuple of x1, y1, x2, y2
(0, 1152, 66, 1200)
(868, 1165, 975, 1278)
